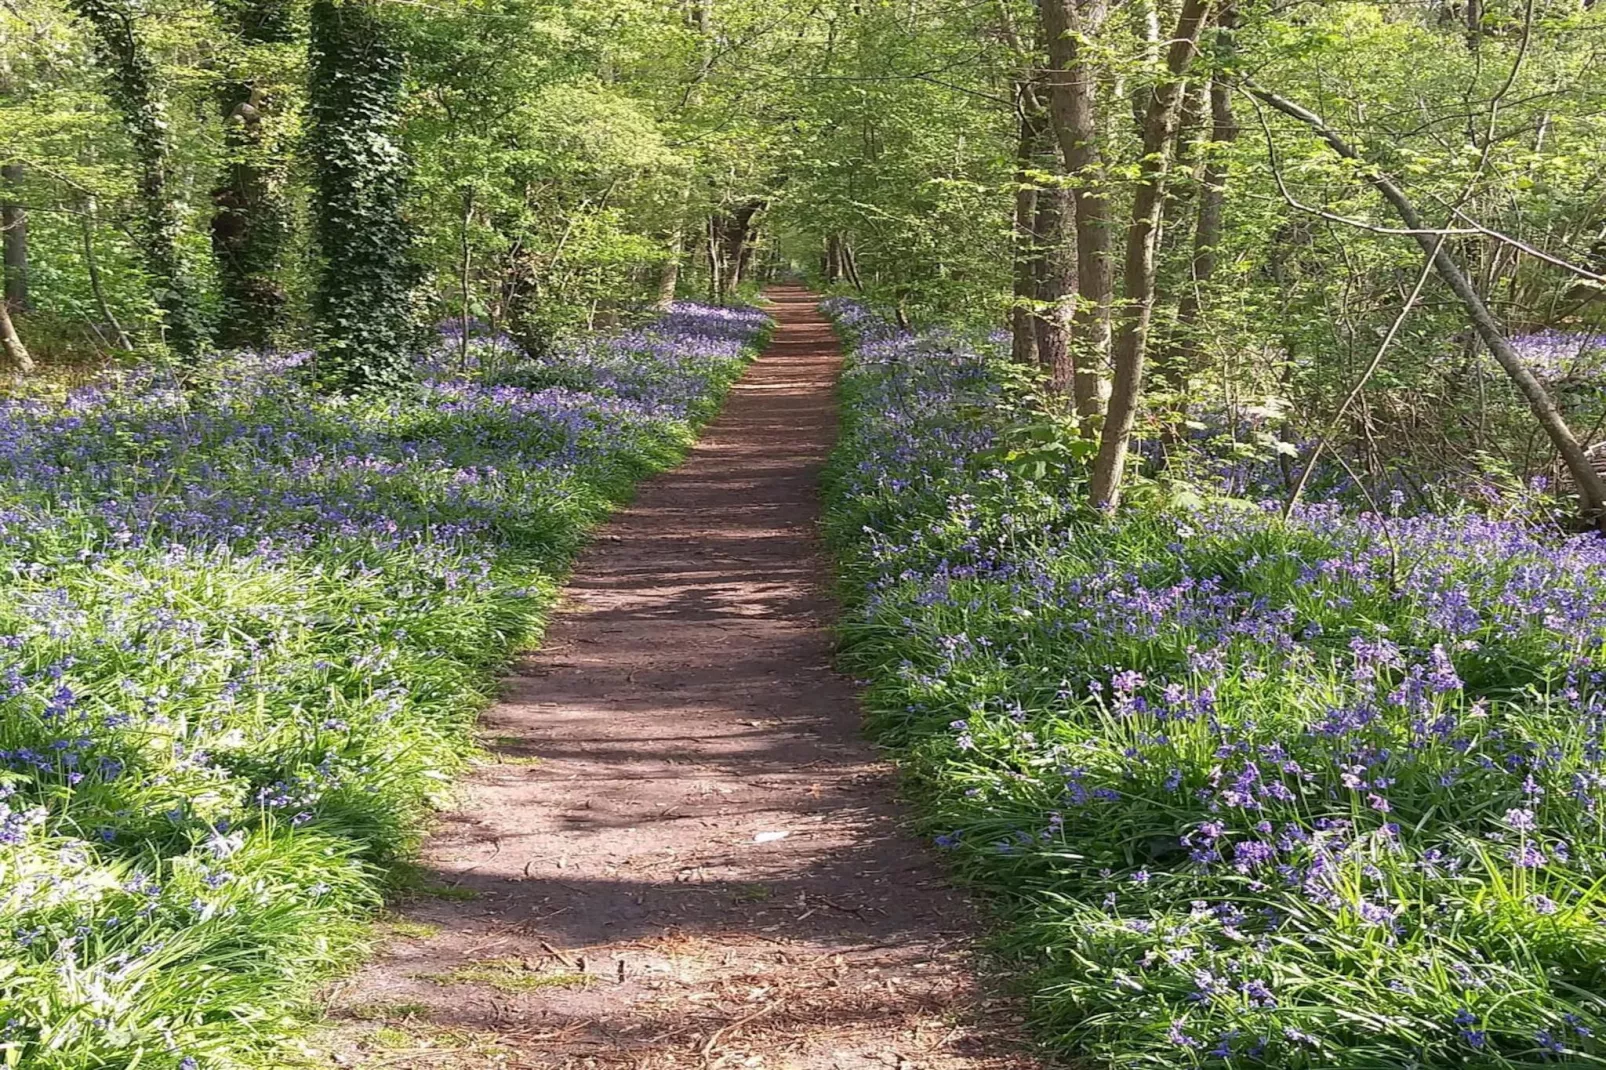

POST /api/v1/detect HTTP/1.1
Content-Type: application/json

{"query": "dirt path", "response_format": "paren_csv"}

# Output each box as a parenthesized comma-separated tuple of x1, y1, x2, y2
(326, 287, 1035, 1070)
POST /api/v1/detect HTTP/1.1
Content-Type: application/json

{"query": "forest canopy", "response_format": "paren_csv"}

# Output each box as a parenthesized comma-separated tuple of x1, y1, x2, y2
(7, 2, 1606, 1065)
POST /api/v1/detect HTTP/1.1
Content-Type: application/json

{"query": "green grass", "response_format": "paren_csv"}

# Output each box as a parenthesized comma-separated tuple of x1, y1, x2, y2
(428, 958, 590, 992)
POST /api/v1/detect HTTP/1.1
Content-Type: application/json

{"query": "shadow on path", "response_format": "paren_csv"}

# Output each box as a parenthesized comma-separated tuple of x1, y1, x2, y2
(324, 287, 1038, 1070)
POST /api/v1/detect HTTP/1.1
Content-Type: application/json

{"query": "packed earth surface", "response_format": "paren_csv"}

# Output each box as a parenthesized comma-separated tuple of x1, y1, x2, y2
(324, 288, 1035, 1069)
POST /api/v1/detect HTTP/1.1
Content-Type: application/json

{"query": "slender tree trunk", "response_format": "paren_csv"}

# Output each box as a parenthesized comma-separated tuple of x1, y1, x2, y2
(71, 0, 209, 357)
(841, 240, 865, 291)
(308, 0, 415, 391)
(657, 184, 690, 309)
(211, 0, 293, 350)
(1011, 95, 1045, 366)
(2, 163, 28, 312)
(825, 234, 843, 283)
(1088, 0, 1214, 510)
(1034, 186, 1076, 393)
(717, 200, 763, 293)
(1128, 0, 1161, 132)
(0, 289, 32, 373)
(458, 188, 474, 367)
(1041, 0, 1113, 422)
(1161, 3, 1237, 391)
(1252, 85, 1606, 524)
(1465, 0, 1483, 50)
(79, 192, 134, 352)
(706, 215, 723, 302)
(658, 225, 683, 309)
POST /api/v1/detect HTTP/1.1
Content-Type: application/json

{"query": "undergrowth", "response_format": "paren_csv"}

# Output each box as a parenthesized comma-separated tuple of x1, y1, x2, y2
(0, 303, 766, 1068)
(822, 300, 1606, 1068)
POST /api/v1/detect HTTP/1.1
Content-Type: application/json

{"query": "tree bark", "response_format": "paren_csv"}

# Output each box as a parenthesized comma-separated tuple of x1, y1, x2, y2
(1041, 0, 1113, 422)
(1161, 3, 1237, 391)
(1251, 84, 1606, 524)
(657, 225, 683, 309)
(1088, 0, 1214, 510)
(79, 191, 134, 352)
(841, 239, 865, 291)
(211, 0, 293, 350)
(0, 288, 32, 373)
(706, 215, 723, 302)
(717, 200, 764, 293)
(1465, 0, 1483, 50)
(1011, 93, 1046, 366)
(1033, 186, 1076, 393)
(2, 163, 28, 312)
(458, 187, 474, 367)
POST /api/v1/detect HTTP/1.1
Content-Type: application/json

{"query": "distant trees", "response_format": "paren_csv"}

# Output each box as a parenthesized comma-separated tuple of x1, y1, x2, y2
(11, 0, 1606, 525)
(5, 0, 803, 386)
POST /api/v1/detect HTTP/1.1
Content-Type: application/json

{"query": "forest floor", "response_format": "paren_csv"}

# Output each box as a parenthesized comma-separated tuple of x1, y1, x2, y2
(321, 287, 1038, 1070)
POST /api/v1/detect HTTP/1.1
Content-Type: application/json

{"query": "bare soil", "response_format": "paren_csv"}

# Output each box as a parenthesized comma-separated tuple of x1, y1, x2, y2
(323, 287, 1039, 1070)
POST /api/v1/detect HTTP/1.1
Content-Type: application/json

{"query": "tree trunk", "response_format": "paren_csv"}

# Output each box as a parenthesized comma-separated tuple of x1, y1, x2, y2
(716, 201, 763, 294)
(79, 191, 134, 352)
(1034, 186, 1076, 393)
(458, 188, 474, 367)
(1252, 84, 1606, 525)
(1088, 0, 1214, 511)
(1011, 96, 1045, 366)
(657, 225, 683, 309)
(1041, 0, 1113, 423)
(308, 0, 416, 391)
(1161, 3, 1237, 392)
(0, 289, 32, 373)
(706, 215, 723, 302)
(71, 0, 209, 357)
(840, 239, 865, 292)
(2, 163, 28, 312)
(211, 0, 293, 350)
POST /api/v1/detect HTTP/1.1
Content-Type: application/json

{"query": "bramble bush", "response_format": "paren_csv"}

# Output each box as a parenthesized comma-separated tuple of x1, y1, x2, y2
(822, 300, 1606, 1068)
(0, 303, 765, 1068)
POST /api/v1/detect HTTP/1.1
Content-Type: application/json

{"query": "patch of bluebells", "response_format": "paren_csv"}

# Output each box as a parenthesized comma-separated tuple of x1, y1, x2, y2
(0, 303, 763, 1068)
(1508, 329, 1606, 384)
(822, 299, 1606, 1068)
(1133, 329, 1606, 517)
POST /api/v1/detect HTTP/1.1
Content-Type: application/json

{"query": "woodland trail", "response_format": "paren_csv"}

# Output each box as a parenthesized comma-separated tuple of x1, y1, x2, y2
(325, 286, 1036, 1070)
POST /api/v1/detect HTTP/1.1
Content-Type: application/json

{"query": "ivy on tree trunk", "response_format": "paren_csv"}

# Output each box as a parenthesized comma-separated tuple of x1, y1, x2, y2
(307, 0, 417, 392)
(71, 0, 209, 358)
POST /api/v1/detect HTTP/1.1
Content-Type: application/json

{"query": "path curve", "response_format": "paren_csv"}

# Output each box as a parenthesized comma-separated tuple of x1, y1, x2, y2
(328, 287, 1035, 1070)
